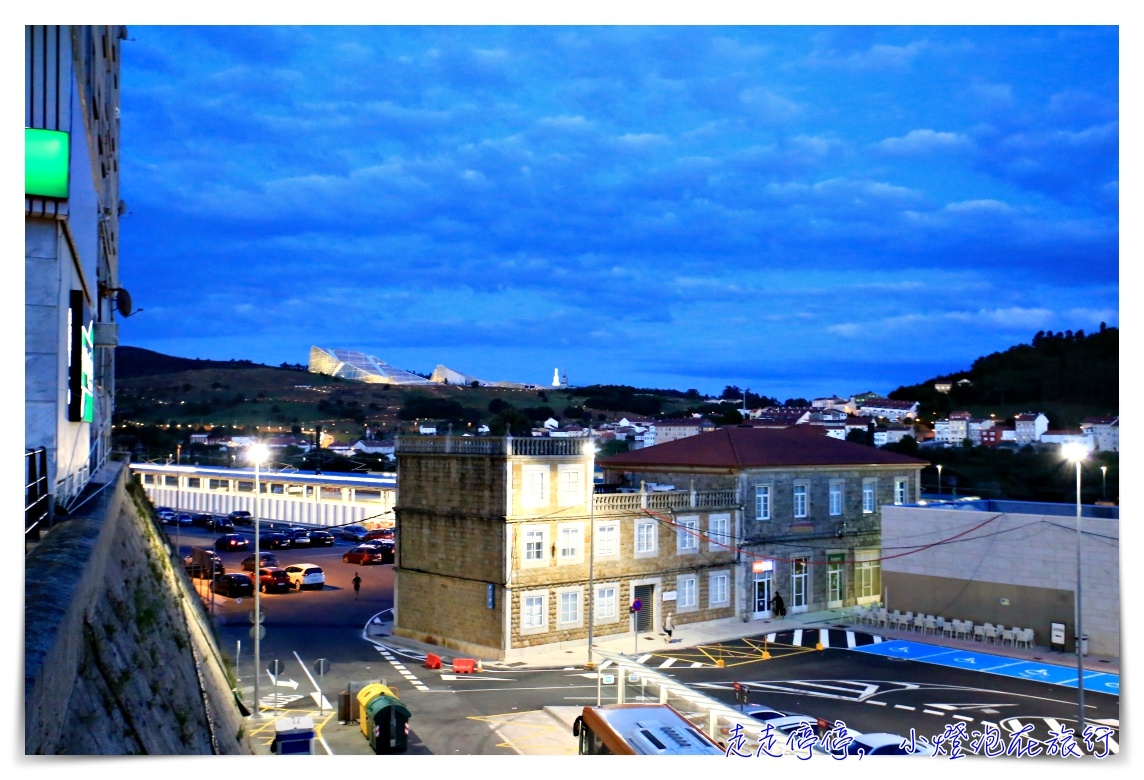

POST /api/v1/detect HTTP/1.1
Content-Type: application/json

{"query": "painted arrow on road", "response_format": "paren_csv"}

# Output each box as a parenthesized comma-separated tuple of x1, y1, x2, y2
(267, 671, 299, 689)
(439, 674, 516, 681)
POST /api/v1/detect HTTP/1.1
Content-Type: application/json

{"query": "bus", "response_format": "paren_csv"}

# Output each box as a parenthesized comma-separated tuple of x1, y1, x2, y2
(572, 704, 726, 755)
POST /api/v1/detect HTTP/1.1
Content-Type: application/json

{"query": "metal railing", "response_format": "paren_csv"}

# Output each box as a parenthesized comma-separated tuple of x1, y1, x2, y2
(26, 448, 50, 541)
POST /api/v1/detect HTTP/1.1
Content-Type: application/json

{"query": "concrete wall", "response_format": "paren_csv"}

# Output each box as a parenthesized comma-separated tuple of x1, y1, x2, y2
(881, 505, 1120, 657)
(24, 460, 252, 754)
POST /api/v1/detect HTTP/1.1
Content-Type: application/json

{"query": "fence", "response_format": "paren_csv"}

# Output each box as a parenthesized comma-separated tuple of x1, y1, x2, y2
(26, 448, 50, 541)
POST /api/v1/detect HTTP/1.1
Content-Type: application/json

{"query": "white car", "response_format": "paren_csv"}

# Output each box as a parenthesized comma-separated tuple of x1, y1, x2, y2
(283, 563, 325, 590)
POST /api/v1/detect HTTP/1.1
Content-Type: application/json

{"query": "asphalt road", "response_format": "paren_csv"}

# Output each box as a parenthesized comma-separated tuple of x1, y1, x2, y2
(168, 523, 1120, 757)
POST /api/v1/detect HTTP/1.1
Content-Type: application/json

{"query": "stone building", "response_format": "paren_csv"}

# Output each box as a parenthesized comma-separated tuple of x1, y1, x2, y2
(392, 436, 740, 660)
(599, 426, 928, 623)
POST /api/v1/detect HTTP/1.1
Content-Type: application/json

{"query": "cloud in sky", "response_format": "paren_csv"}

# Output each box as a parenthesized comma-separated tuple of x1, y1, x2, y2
(117, 24, 1118, 400)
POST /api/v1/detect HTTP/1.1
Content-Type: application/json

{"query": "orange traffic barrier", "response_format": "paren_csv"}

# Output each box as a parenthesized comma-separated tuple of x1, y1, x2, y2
(425, 653, 442, 670)
(452, 658, 476, 674)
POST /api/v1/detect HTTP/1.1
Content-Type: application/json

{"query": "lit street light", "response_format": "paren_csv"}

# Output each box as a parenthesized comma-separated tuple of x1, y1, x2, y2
(1062, 442, 1086, 734)
(1101, 465, 1107, 501)
(936, 464, 942, 498)
(249, 442, 270, 720)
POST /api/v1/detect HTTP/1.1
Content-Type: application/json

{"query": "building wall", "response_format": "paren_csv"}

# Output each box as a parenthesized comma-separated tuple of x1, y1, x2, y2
(881, 505, 1119, 657)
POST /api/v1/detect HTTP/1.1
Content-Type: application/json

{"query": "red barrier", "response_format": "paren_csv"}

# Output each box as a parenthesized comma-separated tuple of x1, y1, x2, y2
(452, 658, 476, 673)
(425, 653, 442, 670)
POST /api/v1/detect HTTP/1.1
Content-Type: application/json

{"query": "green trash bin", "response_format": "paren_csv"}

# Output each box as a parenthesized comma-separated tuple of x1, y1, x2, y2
(364, 692, 411, 754)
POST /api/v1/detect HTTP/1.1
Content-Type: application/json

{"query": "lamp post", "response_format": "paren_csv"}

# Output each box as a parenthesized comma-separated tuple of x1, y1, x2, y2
(1063, 443, 1086, 735)
(586, 442, 598, 670)
(936, 464, 942, 499)
(1101, 466, 1107, 501)
(249, 442, 269, 720)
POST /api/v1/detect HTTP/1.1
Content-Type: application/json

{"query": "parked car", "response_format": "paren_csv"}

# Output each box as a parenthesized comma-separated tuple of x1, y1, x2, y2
(211, 573, 254, 598)
(207, 515, 235, 532)
(190, 513, 214, 528)
(247, 566, 291, 593)
(343, 545, 385, 565)
(184, 549, 225, 579)
(284, 563, 326, 590)
(365, 527, 394, 541)
(261, 532, 292, 550)
(282, 527, 311, 546)
(307, 529, 334, 547)
(176, 513, 196, 526)
(214, 533, 250, 552)
(156, 509, 176, 524)
(242, 552, 280, 571)
(338, 524, 369, 543)
(228, 510, 253, 526)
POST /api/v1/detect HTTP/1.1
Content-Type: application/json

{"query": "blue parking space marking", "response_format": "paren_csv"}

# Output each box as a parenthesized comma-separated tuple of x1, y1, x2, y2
(849, 639, 1119, 697)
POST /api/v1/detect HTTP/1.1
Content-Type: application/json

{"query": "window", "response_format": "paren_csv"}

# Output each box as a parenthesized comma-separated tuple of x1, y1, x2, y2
(862, 479, 876, 514)
(557, 589, 581, 627)
(678, 575, 698, 610)
(595, 522, 618, 558)
(677, 516, 699, 554)
(894, 478, 908, 505)
(521, 592, 547, 634)
(557, 465, 583, 506)
(208, 478, 228, 491)
(558, 523, 583, 563)
(187, 477, 201, 489)
(755, 485, 771, 520)
(522, 525, 547, 567)
(708, 514, 730, 552)
(709, 571, 730, 607)
(829, 482, 843, 516)
(165, 475, 179, 487)
(635, 520, 657, 556)
(855, 550, 881, 600)
(793, 483, 808, 518)
(595, 585, 618, 622)
(521, 465, 549, 508)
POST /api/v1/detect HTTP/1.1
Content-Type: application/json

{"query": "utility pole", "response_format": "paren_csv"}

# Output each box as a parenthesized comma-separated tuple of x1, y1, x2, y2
(314, 425, 322, 474)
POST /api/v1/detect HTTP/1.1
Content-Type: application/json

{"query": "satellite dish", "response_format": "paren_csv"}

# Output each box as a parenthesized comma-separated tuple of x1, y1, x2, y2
(115, 288, 133, 316)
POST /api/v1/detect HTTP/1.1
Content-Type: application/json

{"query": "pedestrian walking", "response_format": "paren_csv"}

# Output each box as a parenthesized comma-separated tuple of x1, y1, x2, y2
(353, 572, 362, 600)
(663, 611, 675, 642)
(770, 591, 786, 618)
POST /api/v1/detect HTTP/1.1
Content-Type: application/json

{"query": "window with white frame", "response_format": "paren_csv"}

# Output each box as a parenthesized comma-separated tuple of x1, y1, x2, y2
(522, 525, 548, 568)
(862, 479, 876, 514)
(894, 477, 908, 505)
(558, 523, 583, 563)
(829, 481, 843, 516)
(855, 550, 881, 599)
(708, 514, 730, 552)
(677, 575, 698, 610)
(793, 483, 809, 518)
(595, 522, 618, 558)
(557, 588, 582, 628)
(708, 570, 730, 607)
(755, 484, 771, 520)
(635, 520, 657, 556)
(594, 584, 618, 623)
(521, 591, 548, 634)
(557, 465, 583, 507)
(677, 516, 699, 554)
(521, 465, 550, 508)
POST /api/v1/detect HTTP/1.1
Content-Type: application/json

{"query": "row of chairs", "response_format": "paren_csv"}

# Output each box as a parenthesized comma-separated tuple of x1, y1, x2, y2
(852, 606, 1034, 649)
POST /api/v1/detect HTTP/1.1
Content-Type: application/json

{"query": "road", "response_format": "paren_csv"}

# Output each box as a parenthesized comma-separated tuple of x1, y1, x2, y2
(169, 523, 1120, 757)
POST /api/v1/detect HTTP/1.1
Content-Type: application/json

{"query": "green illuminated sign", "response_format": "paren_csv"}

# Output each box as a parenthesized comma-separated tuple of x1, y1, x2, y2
(68, 291, 94, 423)
(26, 128, 70, 199)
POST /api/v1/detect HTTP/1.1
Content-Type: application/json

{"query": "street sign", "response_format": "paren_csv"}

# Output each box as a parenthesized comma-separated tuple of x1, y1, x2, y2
(250, 624, 266, 640)
(314, 658, 331, 676)
(269, 659, 285, 676)
(630, 598, 642, 613)
(249, 609, 265, 624)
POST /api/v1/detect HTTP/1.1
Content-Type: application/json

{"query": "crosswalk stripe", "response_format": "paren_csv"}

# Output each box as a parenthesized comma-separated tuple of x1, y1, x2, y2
(659, 658, 677, 668)
(637, 654, 652, 664)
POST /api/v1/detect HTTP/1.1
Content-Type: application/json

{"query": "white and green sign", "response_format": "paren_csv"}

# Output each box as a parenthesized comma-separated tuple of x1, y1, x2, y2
(26, 128, 70, 199)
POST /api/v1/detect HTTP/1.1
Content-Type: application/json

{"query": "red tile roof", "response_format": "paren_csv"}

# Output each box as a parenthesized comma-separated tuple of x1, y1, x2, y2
(599, 425, 928, 470)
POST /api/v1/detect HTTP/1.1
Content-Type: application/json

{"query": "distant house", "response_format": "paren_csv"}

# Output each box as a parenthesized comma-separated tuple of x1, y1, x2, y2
(873, 425, 915, 447)
(419, 425, 437, 435)
(1080, 416, 1119, 452)
(1013, 412, 1049, 445)
(980, 425, 1016, 448)
(352, 439, 396, 457)
(1040, 430, 1094, 452)
(855, 398, 919, 422)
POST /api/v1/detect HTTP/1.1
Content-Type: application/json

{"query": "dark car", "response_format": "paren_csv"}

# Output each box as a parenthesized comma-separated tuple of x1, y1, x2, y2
(211, 573, 255, 598)
(262, 532, 292, 550)
(176, 513, 196, 526)
(242, 552, 280, 571)
(207, 515, 235, 532)
(343, 545, 385, 565)
(282, 527, 310, 546)
(228, 510, 254, 526)
(307, 529, 334, 547)
(365, 527, 395, 542)
(190, 513, 214, 528)
(184, 549, 225, 579)
(248, 566, 291, 593)
(214, 533, 250, 552)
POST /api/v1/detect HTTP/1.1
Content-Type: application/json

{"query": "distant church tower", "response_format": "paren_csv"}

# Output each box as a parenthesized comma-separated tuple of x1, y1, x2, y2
(561, 370, 569, 388)
(552, 368, 561, 387)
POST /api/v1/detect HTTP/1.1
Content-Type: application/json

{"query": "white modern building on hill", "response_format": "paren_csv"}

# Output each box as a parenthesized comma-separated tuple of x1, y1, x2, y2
(308, 346, 432, 385)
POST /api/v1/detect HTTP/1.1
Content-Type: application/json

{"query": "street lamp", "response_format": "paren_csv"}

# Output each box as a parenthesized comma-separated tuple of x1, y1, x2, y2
(586, 442, 598, 670)
(936, 464, 942, 498)
(249, 442, 270, 720)
(1062, 442, 1086, 735)
(1101, 465, 1107, 501)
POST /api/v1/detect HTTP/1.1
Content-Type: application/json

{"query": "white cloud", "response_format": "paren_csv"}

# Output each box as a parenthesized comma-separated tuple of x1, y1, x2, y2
(877, 129, 971, 155)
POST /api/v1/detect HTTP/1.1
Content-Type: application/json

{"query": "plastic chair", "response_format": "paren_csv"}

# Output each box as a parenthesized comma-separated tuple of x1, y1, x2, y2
(1017, 628, 1034, 649)
(1000, 628, 1015, 646)
(958, 621, 973, 641)
(925, 615, 937, 635)
(941, 618, 954, 638)
(913, 614, 926, 632)
(984, 624, 998, 644)
(876, 609, 889, 629)
(973, 625, 986, 642)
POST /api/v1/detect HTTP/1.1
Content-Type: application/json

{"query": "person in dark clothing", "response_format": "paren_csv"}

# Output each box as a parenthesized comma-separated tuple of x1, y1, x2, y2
(771, 591, 786, 618)
(353, 572, 362, 600)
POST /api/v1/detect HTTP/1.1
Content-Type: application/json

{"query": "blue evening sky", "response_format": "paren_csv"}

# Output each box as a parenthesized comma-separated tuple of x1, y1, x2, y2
(113, 17, 1120, 400)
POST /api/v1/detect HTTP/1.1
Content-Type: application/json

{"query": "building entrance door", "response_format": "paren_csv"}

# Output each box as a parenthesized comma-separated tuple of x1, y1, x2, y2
(634, 584, 655, 632)
(753, 572, 772, 619)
